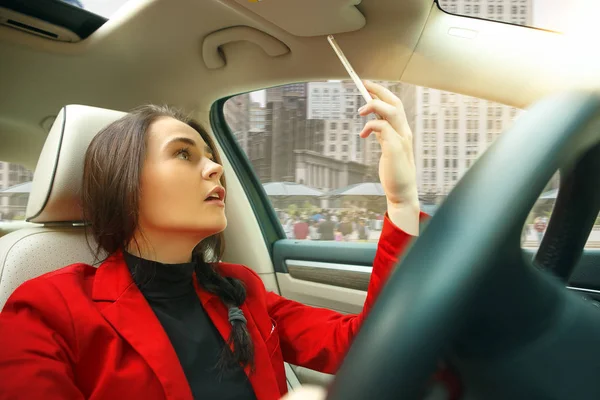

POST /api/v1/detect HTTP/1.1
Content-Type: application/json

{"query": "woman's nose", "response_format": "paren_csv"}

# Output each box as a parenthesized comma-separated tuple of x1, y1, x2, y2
(203, 159, 224, 181)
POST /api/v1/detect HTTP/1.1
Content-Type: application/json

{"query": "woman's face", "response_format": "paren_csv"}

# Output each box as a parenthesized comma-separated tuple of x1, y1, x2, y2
(136, 116, 227, 239)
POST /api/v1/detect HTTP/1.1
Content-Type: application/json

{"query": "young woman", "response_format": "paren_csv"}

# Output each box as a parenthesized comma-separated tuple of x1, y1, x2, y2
(0, 81, 423, 400)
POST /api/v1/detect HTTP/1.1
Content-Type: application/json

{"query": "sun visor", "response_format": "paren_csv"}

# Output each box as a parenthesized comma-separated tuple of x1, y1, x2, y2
(232, 0, 366, 37)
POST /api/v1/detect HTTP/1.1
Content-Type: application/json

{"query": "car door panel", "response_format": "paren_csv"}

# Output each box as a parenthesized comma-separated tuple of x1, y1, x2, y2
(274, 245, 600, 387)
(273, 240, 375, 313)
(286, 260, 371, 292)
(275, 243, 600, 314)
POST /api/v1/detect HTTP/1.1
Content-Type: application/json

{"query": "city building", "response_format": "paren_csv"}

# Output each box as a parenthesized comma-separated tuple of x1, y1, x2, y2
(0, 162, 33, 219)
(224, 93, 250, 154)
(241, 84, 326, 184)
(246, 127, 271, 183)
(439, 0, 533, 26)
(323, 119, 358, 162)
(307, 81, 383, 184)
(414, 90, 525, 197)
(238, 83, 370, 194)
(249, 101, 266, 131)
(337, 81, 417, 180)
(306, 81, 343, 120)
(294, 150, 367, 193)
(268, 87, 306, 182)
(265, 85, 325, 183)
(306, 80, 417, 178)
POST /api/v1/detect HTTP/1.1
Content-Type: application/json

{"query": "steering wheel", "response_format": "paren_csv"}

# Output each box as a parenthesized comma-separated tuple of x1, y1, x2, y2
(326, 92, 600, 399)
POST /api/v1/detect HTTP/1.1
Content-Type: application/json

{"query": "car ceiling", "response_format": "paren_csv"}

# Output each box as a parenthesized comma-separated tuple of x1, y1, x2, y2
(0, 0, 599, 169)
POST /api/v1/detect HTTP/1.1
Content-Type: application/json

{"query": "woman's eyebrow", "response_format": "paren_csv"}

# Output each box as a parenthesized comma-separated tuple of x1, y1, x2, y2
(164, 137, 197, 149)
(164, 136, 213, 158)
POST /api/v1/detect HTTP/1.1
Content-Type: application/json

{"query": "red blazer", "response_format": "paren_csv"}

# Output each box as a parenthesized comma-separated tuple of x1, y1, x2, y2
(0, 215, 420, 400)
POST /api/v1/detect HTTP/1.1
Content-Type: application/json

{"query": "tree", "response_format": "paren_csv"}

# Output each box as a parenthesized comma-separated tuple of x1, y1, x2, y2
(302, 201, 317, 213)
(287, 204, 298, 216)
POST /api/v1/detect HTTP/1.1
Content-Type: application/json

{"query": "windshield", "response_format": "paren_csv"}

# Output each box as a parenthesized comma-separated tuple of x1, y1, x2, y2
(437, 0, 589, 33)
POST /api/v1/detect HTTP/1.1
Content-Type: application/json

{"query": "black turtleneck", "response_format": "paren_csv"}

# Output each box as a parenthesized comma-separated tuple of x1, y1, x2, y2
(123, 251, 256, 400)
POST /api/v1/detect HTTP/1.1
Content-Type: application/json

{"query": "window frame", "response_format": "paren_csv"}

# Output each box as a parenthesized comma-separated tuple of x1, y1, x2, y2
(211, 97, 285, 257)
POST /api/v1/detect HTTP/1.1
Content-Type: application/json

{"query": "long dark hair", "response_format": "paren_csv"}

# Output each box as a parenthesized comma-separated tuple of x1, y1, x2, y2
(81, 104, 254, 371)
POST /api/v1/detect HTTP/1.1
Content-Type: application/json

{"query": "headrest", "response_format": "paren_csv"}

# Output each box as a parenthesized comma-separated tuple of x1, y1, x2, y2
(26, 105, 126, 223)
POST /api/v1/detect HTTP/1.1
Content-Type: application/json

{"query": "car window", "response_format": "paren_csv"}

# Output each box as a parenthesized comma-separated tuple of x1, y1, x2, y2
(0, 162, 34, 237)
(437, 0, 583, 33)
(223, 81, 598, 249)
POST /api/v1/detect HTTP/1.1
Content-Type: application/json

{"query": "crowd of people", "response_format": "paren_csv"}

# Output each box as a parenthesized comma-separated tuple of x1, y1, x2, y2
(278, 209, 386, 241)
(281, 209, 558, 245)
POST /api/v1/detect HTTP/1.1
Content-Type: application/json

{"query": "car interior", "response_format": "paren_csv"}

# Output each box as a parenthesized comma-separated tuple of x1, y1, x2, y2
(0, 0, 599, 399)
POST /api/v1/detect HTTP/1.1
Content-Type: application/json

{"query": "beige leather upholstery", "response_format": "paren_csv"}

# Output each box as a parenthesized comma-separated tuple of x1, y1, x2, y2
(202, 27, 290, 69)
(27, 105, 126, 223)
(0, 105, 125, 309)
(0, 228, 101, 307)
(232, 0, 365, 37)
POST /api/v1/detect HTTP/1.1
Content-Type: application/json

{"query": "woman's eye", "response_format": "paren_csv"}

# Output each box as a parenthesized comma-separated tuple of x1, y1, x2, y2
(206, 152, 217, 163)
(176, 148, 191, 160)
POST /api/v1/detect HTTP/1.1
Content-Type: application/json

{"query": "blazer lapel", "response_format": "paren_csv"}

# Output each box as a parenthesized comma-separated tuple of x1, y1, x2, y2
(93, 252, 193, 400)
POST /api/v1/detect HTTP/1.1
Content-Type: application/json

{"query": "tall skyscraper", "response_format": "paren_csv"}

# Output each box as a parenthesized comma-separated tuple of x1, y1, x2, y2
(309, 80, 417, 182)
(339, 81, 372, 175)
(246, 126, 272, 183)
(242, 84, 325, 184)
(249, 102, 266, 131)
(269, 86, 306, 182)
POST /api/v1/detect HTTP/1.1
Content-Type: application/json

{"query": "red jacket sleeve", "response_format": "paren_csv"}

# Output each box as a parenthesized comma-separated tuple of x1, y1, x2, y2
(267, 212, 427, 374)
(0, 277, 84, 400)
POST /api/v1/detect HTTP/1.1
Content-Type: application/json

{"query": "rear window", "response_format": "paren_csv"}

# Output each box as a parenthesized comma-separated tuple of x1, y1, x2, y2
(0, 162, 32, 222)
(0, 162, 35, 237)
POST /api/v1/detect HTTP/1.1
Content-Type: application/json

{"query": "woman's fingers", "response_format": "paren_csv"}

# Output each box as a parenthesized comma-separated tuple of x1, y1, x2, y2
(359, 120, 411, 160)
(363, 80, 402, 107)
(358, 99, 410, 139)
(359, 120, 408, 150)
(358, 99, 395, 119)
(359, 82, 412, 139)
(358, 116, 408, 141)
(358, 119, 389, 139)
